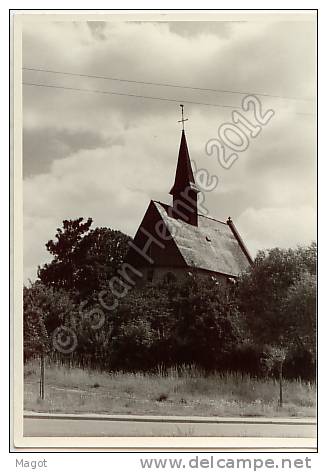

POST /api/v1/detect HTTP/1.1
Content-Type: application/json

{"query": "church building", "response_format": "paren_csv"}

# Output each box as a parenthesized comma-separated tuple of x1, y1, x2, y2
(125, 109, 253, 285)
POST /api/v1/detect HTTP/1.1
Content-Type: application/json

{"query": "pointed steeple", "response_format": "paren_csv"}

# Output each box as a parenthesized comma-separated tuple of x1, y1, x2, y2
(170, 130, 197, 196)
(170, 129, 199, 226)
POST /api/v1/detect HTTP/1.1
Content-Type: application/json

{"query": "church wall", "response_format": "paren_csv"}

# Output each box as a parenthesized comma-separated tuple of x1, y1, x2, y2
(134, 266, 231, 287)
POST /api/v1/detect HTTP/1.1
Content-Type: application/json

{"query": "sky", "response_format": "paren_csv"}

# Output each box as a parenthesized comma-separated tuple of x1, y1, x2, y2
(22, 16, 316, 282)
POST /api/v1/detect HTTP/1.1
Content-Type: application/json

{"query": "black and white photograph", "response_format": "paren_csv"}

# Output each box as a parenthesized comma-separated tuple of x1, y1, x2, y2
(12, 10, 317, 449)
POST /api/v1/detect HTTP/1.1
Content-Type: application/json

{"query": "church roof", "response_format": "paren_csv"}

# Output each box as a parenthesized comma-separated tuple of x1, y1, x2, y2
(152, 200, 252, 277)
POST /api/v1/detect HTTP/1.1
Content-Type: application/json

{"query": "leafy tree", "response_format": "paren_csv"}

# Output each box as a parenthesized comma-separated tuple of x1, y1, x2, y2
(23, 286, 48, 361)
(168, 276, 244, 370)
(283, 271, 316, 355)
(236, 243, 316, 347)
(107, 276, 244, 371)
(23, 281, 78, 360)
(260, 345, 287, 406)
(108, 284, 174, 370)
(78, 275, 238, 371)
(76, 227, 132, 296)
(38, 218, 131, 299)
(38, 217, 93, 291)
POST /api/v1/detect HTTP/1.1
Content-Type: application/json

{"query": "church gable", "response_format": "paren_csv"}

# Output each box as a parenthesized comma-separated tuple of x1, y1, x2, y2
(125, 200, 187, 271)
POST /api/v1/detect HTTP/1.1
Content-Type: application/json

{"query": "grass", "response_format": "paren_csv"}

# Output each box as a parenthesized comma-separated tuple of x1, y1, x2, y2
(24, 360, 316, 418)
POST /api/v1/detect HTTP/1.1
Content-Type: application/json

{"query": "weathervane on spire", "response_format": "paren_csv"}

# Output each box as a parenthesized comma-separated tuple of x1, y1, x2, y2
(178, 104, 188, 131)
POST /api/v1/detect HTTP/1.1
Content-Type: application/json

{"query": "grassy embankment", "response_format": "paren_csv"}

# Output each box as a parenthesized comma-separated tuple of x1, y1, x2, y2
(24, 360, 316, 417)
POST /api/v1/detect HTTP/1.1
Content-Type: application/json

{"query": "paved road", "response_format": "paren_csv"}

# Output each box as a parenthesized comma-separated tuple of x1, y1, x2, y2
(24, 414, 316, 438)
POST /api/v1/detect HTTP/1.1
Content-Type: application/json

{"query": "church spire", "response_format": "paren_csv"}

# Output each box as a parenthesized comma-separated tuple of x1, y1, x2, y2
(170, 106, 199, 226)
(169, 129, 196, 195)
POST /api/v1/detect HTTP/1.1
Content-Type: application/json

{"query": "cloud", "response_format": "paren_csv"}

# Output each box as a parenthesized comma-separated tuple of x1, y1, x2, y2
(23, 127, 121, 177)
(236, 205, 316, 257)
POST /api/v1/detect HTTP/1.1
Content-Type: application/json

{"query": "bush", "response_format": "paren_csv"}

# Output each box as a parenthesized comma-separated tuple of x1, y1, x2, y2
(24, 238, 316, 381)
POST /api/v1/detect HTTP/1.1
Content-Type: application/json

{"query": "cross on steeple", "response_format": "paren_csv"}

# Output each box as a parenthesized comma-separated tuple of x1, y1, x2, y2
(170, 106, 199, 227)
(178, 104, 188, 131)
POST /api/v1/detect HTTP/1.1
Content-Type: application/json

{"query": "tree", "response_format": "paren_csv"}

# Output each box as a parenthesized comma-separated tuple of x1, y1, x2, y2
(102, 276, 245, 372)
(23, 281, 78, 361)
(168, 276, 244, 370)
(283, 271, 316, 355)
(38, 218, 131, 300)
(108, 284, 174, 370)
(23, 286, 49, 361)
(75, 226, 132, 296)
(260, 346, 287, 407)
(236, 243, 317, 347)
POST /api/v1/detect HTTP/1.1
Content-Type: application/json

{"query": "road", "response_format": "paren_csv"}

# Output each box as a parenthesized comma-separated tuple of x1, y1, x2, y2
(23, 414, 316, 438)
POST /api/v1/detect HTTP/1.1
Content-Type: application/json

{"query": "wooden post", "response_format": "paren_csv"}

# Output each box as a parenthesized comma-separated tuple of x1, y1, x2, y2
(279, 361, 283, 408)
(40, 354, 45, 400)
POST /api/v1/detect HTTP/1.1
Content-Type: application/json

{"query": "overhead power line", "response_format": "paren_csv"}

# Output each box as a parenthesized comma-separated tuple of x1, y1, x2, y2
(23, 82, 243, 110)
(23, 81, 315, 116)
(23, 66, 314, 103)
